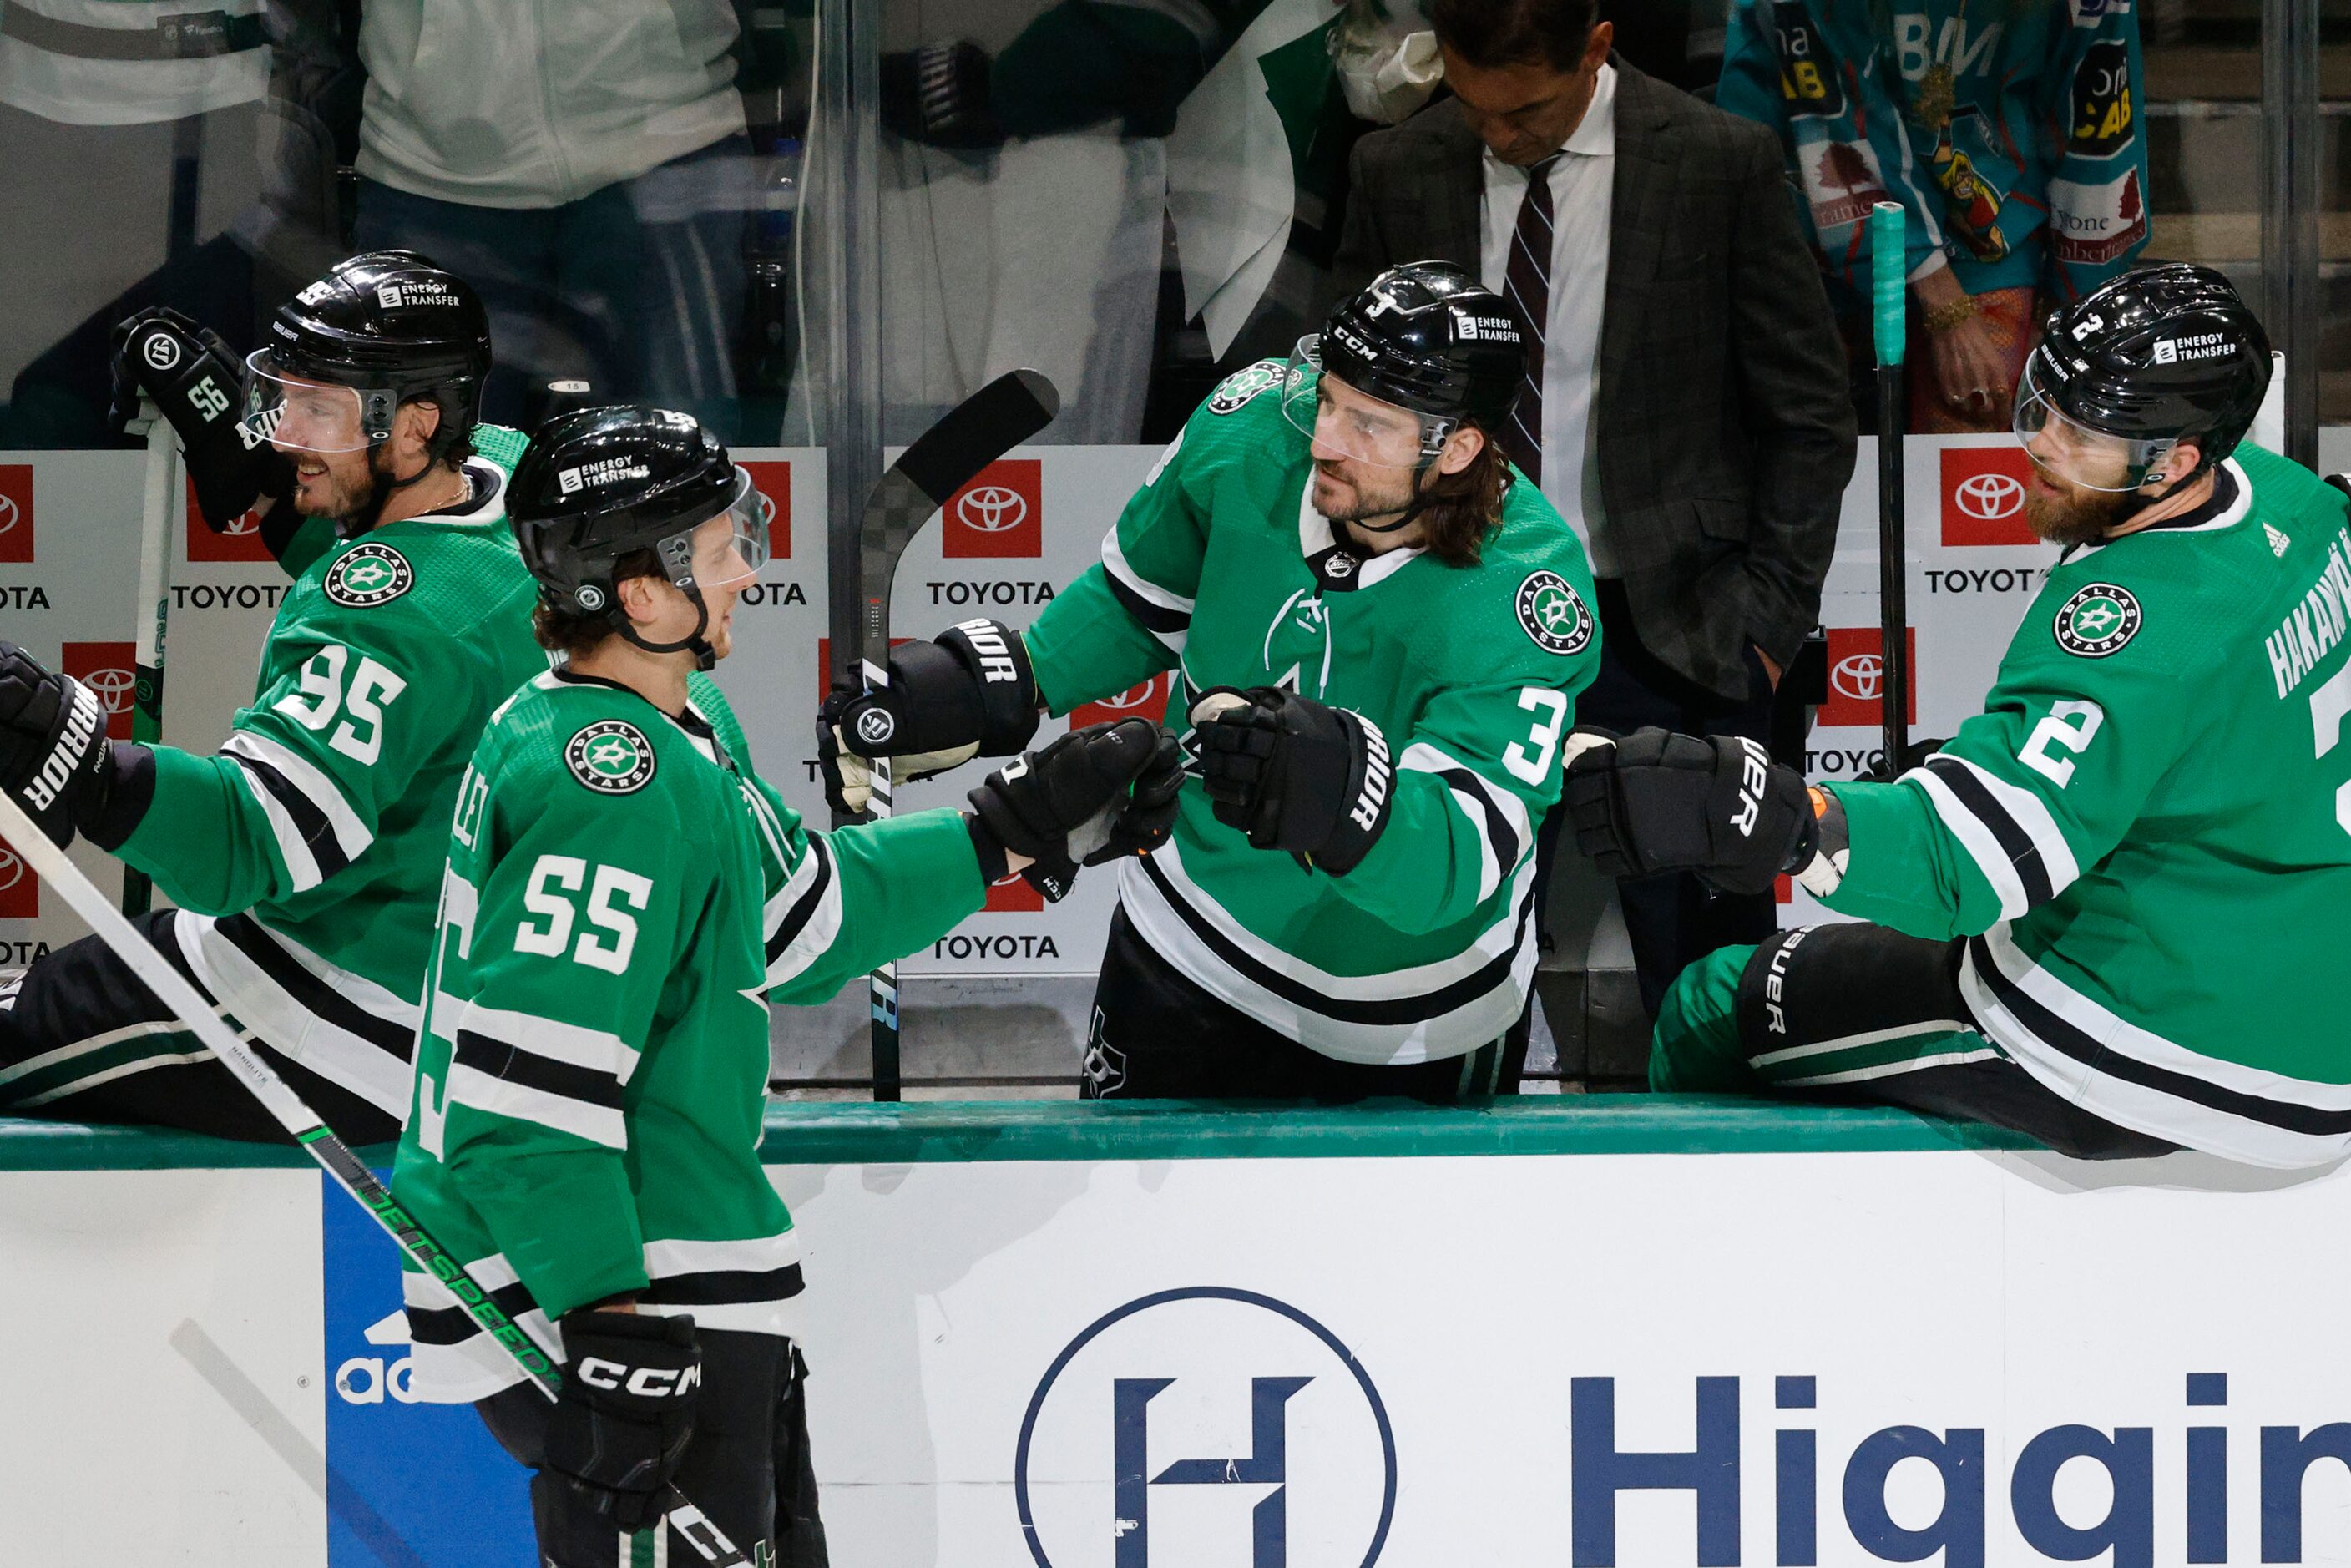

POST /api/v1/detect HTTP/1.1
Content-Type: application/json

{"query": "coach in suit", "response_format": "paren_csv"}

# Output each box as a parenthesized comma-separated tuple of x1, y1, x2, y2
(1332, 0, 1854, 1016)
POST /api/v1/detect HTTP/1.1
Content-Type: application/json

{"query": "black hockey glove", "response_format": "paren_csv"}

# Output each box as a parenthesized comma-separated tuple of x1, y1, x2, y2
(965, 718, 1183, 901)
(881, 40, 1005, 149)
(820, 620, 1040, 815)
(1190, 687, 1393, 876)
(544, 1310, 702, 1532)
(0, 643, 152, 851)
(1561, 727, 1815, 898)
(109, 306, 293, 534)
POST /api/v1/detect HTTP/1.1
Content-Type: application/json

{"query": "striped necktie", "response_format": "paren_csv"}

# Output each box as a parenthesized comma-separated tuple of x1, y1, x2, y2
(1498, 153, 1563, 486)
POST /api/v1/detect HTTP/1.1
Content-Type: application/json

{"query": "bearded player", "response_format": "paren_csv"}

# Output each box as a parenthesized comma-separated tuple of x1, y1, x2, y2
(1566, 265, 2351, 1166)
(822, 263, 1601, 1099)
(0, 252, 548, 1143)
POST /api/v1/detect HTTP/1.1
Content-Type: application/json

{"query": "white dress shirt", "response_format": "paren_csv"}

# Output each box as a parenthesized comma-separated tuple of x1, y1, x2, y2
(1478, 63, 1618, 572)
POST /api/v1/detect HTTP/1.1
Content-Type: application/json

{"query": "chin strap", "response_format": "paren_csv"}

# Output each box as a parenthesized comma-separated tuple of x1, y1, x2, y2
(1343, 452, 1445, 539)
(337, 446, 454, 539)
(613, 582, 719, 671)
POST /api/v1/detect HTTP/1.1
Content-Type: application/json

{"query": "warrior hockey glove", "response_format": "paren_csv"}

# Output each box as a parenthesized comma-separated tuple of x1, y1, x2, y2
(820, 619, 1040, 815)
(1191, 687, 1392, 876)
(544, 1310, 702, 1532)
(965, 718, 1182, 901)
(1560, 727, 1815, 898)
(0, 643, 152, 851)
(109, 306, 294, 535)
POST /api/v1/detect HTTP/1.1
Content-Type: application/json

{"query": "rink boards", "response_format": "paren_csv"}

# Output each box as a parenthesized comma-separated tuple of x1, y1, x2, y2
(8, 1099, 2351, 1567)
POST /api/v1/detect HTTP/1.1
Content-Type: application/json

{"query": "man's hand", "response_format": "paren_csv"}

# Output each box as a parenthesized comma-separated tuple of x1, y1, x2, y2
(0, 643, 148, 851)
(817, 620, 1039, 815)
(1191, 687, 1392, 875)
(1561, 727, 1813, 897)
(964, 718, 1183, 901)
(544, 1310, 701, 1531)
(109, 307, 292, 531)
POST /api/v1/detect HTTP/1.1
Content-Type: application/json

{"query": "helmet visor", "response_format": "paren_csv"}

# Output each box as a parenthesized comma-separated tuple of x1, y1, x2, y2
(1279, 336, 1451, 468)
(242, 350, 390, 453)
(2013, 359, 2177, 493)
(675, 466, 771, 591)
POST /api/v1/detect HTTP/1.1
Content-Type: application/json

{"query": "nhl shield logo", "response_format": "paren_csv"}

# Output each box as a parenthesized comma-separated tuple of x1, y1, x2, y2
(1515, 570, 1593, 655)
(2053, 582, 2141, 658)
(325, 543, 415, 609)
(566, 721, 657, 794)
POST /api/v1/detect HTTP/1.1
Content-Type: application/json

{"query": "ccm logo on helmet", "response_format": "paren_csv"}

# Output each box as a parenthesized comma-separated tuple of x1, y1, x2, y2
(575, 1357, 703, 1399)
(1457, 316, 1521, 344)
(1729, 736, 1772, 837)
(953, 620, 1019, 683)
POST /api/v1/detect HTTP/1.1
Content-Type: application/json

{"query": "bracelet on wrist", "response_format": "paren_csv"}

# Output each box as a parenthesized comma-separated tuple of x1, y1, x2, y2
(1920, 295, 1979, 334)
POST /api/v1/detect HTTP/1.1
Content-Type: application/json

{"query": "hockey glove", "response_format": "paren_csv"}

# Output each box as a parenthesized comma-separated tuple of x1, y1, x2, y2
(881, 40, 1005, 149)
(819, 620, 1041, 815)
(544, 1310, 701, 1532)
(109, 306, 293, 534)
(0, 643, 152, 851)
(1560, 727, 1815, 898)
(965, 718, 1182, 901)
(1190, 687, 1393, 875)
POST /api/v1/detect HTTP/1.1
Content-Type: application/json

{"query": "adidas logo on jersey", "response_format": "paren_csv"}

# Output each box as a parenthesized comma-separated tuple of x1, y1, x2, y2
(2268, 522, 2292, 557)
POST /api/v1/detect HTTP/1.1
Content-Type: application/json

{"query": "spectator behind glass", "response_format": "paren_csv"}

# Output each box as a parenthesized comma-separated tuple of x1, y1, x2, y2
(351, 0, 759, 434)
(1717, 0, 2149, 433)
(1332, 0, 1855, 1021)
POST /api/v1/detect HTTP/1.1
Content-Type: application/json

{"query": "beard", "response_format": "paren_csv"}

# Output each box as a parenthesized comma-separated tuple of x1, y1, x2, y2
(1312, 462, 1418, 529)
(2025, 478, 2138, 549)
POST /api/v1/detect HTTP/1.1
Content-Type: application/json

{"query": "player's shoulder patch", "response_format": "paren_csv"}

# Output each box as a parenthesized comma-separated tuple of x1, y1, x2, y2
(322, 542, 415, 609)
(1514, 569, 1595, 655)
(2052, 581, 2142, 658)
(1206, 359, 1285, 416)
(564, 719, 658, 795)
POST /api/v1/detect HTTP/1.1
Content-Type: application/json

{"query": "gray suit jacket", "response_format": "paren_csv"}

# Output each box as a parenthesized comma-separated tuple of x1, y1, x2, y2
(1333, 62, 1856, 702)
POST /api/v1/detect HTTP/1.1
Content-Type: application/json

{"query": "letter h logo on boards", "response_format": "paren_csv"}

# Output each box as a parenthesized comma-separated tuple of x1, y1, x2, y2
(0, 464, 33, 564)
(62, 641, 137, 742)
(185, 479, 276, 563)
(945, 460, 1044, 559)
(1941, 446, 2039, 547)
(741, 461, 793, 559)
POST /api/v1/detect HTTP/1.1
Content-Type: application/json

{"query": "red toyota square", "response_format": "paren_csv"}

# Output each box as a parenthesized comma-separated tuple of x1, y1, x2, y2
(61, 641, 138, 741)
(1069, 673, 1173, 729)
(185, 478, 275, 562)
(741, 461, 791, 560)
(0, 835, 37, 918)
(0, 465, 33, 564)
(1818, 627, 1918, 730)
(983, 871, 1044, 913)
(942, 459, 1042, 559)
(1940, 445, 2039, 547)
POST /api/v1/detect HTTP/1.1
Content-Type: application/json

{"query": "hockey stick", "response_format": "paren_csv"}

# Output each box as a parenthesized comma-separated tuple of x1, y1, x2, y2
(121, 400, 177, 917)
(0, 793, 753, 1567)
(1868, 201, 1911, 776)
(852, 367, 1059, 1101)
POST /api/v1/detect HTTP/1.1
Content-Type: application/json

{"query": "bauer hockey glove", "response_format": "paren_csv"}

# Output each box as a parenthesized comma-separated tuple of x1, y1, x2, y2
(109, 306, 294, 534)
(1560, 727, 1817, 898)
(544, 1310, 702, 1531)
(965, 718, 1182, 901)
(819, 619, 1040, 815)
(0, 643, 153, 851)
(1190, 687, 1392, 875)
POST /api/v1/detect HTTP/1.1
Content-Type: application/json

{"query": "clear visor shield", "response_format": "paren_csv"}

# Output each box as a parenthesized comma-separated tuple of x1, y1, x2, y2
(242, 351, 392, 453)
(2013, 362, 2176, 493)
(1279, 336, 1452, 468)
(671, 466, 771, 591)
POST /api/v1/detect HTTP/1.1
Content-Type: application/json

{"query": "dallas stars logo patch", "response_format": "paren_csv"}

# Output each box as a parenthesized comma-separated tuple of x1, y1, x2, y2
(1516, 570, 1593, 655)
(565, 721, 657, 794)
(2053, 582, 2142, 658)
(1207, 360, 1282, 414)
(324, 543, 413, 608)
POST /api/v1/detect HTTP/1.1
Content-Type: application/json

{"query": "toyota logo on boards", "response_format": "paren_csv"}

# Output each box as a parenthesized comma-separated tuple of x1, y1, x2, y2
(1940, 445, 2039, 546)
(741, 460, 793, 559)
(1072, 674, 1174, 729)
(0, 465, 33, 564)
(1017, 1287, 1397, 1568)
(1831, 652, 1883, 702)
(185, 478, 276, 563)
(1817, 627, 1915, 729)
(62, 642, 138, 741)
(0, 839, 35, 918)
(945, 459, 1043, 558)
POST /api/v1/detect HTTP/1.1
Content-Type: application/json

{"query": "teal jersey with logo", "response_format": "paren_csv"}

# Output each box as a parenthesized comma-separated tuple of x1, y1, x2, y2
(113, 426, 548, 1118)
(1022, 363, 1601, 1064)
(392, 670, 985, 1401)
(1820, 445, 2351, 1165)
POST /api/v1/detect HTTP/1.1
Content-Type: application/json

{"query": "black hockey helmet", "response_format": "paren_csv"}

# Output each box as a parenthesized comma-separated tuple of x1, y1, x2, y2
(2016, 263, 2272, 493)
(509, 405, 771, 670)
(242, 250, 492, 463)
(1287, 262, 1526, 462)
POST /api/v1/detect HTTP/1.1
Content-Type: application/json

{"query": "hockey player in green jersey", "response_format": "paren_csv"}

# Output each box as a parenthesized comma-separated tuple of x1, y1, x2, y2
(393, 406, 1179, 1565)
(1567, 265, 2351, 1166)
(0, 252, 549, 1145)
(822, 263, 1601, 1099)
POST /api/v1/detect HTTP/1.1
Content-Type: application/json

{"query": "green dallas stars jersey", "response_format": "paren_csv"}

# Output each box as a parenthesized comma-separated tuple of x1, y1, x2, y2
(109, 427, 549, 1119)
(392, 670, 985, 1400)
(1816, 444, 2351, 1166)
(1020, 363, 1601, 1064)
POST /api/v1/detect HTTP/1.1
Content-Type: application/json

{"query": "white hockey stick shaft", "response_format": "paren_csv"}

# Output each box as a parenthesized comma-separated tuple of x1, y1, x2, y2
(122, 404, 176, 915)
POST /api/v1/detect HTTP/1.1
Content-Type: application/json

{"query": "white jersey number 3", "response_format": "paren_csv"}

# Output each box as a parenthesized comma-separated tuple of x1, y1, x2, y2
(1504, 687, 1570, 786)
